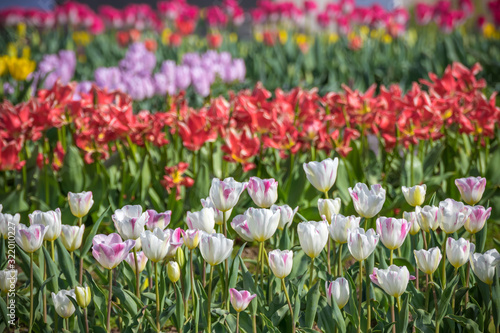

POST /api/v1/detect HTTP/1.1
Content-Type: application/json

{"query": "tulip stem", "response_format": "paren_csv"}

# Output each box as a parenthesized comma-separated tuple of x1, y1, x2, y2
(327, 238, 331, 276)
(358, 260, 363, 333)
(106, 269, 114, 332)
(223, 213, 229, 310)
(154, 262, 160, 332)
(190, 250, 198, 333)
(309, 257, 315, 288)
(133, 247, 140, 298)
(396, 297, 401, 313)
(51, 240, 55, 261)
(252, 314, 257, 333)
(29, 252, 34, 333)
(422, 230, 428, 250)
(452, 268, 458, 313)
(430, 275, 439, 333)
(391, 297, 396, 333)
(207, 267, 214, 333)
(84, 308, 89, 333)
(465, 234, 473, 310)
(390, 249, 393, 266)
(236, 312, 240, 333)
(65, 318, 69, 330)
(441, 235, 447, 289)
(281, 278, 295, 333)
(338, 244, 343, 277)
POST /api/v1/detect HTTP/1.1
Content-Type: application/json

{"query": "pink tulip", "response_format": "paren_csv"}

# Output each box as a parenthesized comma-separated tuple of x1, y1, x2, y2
(229, 288, 256, 312)
(15, 224, 49, 253)
(247, 177, 278, 208)
(145, 209, 172, 231)
(464, 205, 491, 234)
(125, 251, 148, 273)
(92, 233, 136, 270)
(455, 177, 486, 205)
(163, 228, 184, 258)
(376, 217, 411, 250)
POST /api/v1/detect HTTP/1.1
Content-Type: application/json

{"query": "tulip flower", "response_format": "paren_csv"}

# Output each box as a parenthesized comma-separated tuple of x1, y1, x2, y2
(67, 191, 94, 218)
(376, 217, 410, 263)
(455, 177, 486, 205)
(470, 249, 500, 285)
(75, 284, 92, 308)
(348, 183, 386, 219)
(199, 232, 234, 333)
(446, 237, 474, 269)
(414, 247, 442, 275)
(163, 228, 184, 259)
(325, 277, 350, 309)
(438, 199, 471, 234)
(52, 289, 76, 318)
(245, 207, 280, 243)
(145, 209, 172, 231)
(370, 265, 414, 298)
(247, 177, 278, 208)
(186, 208, 215, 234)
(465, 205, 491, 234)
(125, 251, 148, 274)
(181, 229, 200, 250)
(140, 228, 174, 263)
(230, 289, 257, 333)
(209, 177, 248, 213)
(231, 215, 254, 242)
(201, 197, 232, 226)
(317, 198, 341, 224)
(401, 185, 426, 207)
(92, 233, 135, 270)
(60, 225, 85, 253)
(403, 212, 420, 236)
(348, 227, 379, 333)
(29, 208, 61, 244)
(0, 269, 17, 294)
(303, 157, 339, 194)
(270, 204, 298, 230)
(112, 205, 149, 240)
(415, 205, 439, 232)
(329, 214, 360, 276)
(16, 223, 49, 333)
(0, 212, 20, 239)
(167, 261, 180, 283)
(268, 249, 295, 332)
(298, 221, 328, 286)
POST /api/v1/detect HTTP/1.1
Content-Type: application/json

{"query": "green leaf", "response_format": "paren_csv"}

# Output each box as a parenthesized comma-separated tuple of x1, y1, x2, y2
(330, 294, 347, 333)
(55, 238, 77, 287)
(80, 206, 110, 256)
(437, 275, 459, 324)
(396, 294, 409, 332)
(60, 146, 85, 193)
(228, 243, 246, 290)
(305, 282, 320, 328)
(42, 247, 59, 292)
(445, 315, 480, 333)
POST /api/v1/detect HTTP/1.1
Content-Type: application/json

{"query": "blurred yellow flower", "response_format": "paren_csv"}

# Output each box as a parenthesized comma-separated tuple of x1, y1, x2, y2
(229, 33, 238, 43)
(254, 32, 263, 43)
(22, 46, 31, 59)
(17, 23, 26, 38)
(483, 23, 500, 39)
(360, 25, 370, 38)
(72, 31, 92, 46)
(382, 34, 393, 44)
(407, 28, 417, 46)
(295, 33, 307, 45)
(162, 28, 172, 45)
(279, 30, 288, 44)
(328, 33, 339, 43)
(7, 57, 36, 81)
(0, 56, 8, 76)
(7, 43, 17, 57)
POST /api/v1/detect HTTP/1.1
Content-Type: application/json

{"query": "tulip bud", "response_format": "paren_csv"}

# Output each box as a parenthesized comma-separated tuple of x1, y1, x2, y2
(414, 247, 442, 274)
(0, 212, 20, 240)
(470, 249, 500, 285)
(318, 198, 341, 224)
(370, 265, 415, 298)
(455, 177, 486, 206)
(325, 277, 349, 309)
(199, 233, 234, 266)
(29, 208, 62, 241)
(270, 204, 298, 230)
(60, 225, 85, 252)
(16, 224, 49, 253)
(376, 217, 410, 250)
(167, 261, 181, 283)
(415, 205, 439, 232)
(112, 205, 149, 240)
(125, 251, 148, 274)
(298, 221, 329, 259)
(209, 177, 248, 213)
(0, 269, 17, 294)
(245, 208, 280, 242)
(229, 288, 256, 312)
(347, 228, 379, 261)
(348, 183, 386, 218)
(446, 237, 474, 269)
(328, 214, 360, 244)
(438, 199, 471, 234)
(303, 158, 339, 193)
(186, 208, 215, 234)
(176, 247, 186, 269)
(181, 229, 200, 250)
(465, 205, 491, 234)
(75, 284, 92, 308)
(52, 289, 76, 318)
(68, 191, 94, 218)
(247, 177, 278, 208)
(268, 249, 293, 279)
(401, 185, 426, 207)
(403, 211, 420, 235)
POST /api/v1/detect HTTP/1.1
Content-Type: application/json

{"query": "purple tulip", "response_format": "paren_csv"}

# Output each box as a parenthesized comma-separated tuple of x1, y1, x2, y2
(230, 288, 256, 312)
